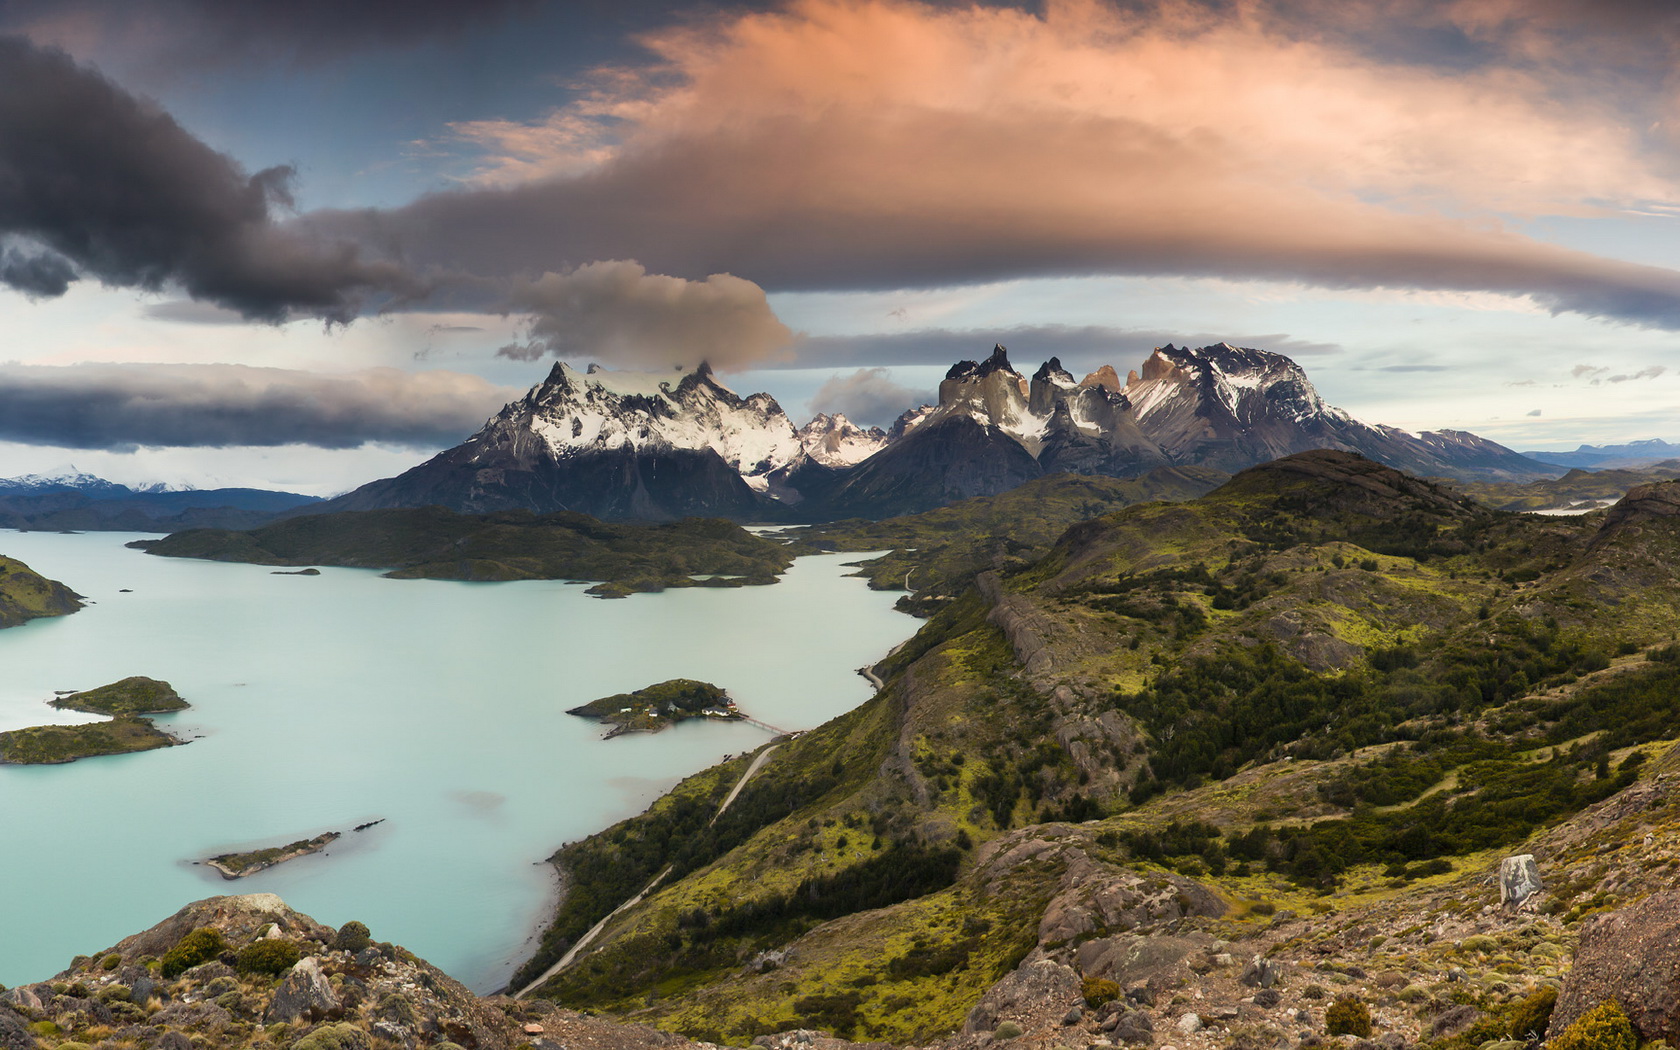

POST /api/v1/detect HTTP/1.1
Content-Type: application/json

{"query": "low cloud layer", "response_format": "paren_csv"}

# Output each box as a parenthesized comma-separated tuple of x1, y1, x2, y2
(301, 0, 1680, 334)
(0, 36, 416, 321)
(497, 260, 795, 370)
(0, 364, 516, 450)
(779, 325, 1344, 374)
(807, 368, 932, 428)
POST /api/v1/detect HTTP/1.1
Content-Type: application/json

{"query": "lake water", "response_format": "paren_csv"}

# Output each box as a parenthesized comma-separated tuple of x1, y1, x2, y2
(0, 531, 914, 992)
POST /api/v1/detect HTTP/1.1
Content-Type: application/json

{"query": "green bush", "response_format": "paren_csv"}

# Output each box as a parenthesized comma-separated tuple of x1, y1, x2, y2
(1547, 1001, 1637, 1050)
(334, 920, 372, 953)
(290, 1021, 371, 1050)
(234, 938, 301, 976)
(160, 927, 227, 978)
(1507, 986, 1558, 1040)
(994, 1021, 1024, 1040)
(1083, 976, 1120, 1009)
(1326, 996, 1373, 1038)
(99, 953, 121, 971)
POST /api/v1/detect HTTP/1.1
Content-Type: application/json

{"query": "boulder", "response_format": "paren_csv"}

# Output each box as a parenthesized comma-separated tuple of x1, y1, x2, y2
(963, 960, 1081, 1035)
(264, 956, 341, 1024)
(1240, 954, 1282, 989)
(1553, 889, 1680, 1043)
(1499, 855, 1543, 907)
(0, 1008, 34, 1050)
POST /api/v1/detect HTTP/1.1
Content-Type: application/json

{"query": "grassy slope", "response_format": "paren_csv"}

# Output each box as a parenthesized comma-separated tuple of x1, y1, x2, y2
(0, 554, 82, 628)
(516, 453, 1680, 1043)
(788, 468, 1227, 614)
(132, 507, 793, 594)
(0, 717, 177, 764)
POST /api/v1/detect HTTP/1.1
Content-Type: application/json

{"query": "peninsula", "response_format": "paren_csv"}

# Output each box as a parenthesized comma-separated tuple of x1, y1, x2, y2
(0, 676, 189, 765)
(567, 679, 742, 738)
(130, 506, 792, 595)
(205, 832, 341, 879)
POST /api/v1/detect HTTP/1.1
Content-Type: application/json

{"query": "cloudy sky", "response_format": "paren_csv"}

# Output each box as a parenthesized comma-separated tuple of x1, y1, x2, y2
(3, 0, 1680, 493)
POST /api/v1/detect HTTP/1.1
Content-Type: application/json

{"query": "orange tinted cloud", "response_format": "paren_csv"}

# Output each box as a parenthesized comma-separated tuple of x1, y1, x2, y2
(323, 0, 1680, 329)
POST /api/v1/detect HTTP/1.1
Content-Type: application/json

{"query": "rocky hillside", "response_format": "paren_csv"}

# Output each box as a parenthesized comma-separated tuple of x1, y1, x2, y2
(13, 454, 1680, 1050)
(0, 554, 81, 628)
(503, 452, 1680, 1043)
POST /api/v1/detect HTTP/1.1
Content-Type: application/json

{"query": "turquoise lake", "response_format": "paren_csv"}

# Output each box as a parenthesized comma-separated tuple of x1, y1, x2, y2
(0, 531, 915, 992)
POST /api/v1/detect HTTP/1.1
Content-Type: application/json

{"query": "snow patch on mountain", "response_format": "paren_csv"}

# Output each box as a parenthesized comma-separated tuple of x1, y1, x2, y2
(797, 413, 888, 468)
(513, 361, 807, 484)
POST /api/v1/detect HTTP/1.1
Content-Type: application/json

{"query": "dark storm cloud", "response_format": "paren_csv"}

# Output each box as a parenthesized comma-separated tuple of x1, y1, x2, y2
(0, 0, 544, 66)
(0, 364, 516, 450)
(0, 246, 74, 297)
(0, 36, 418, 321)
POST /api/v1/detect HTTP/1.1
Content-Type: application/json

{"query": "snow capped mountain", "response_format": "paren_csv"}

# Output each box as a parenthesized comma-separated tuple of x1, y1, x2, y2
(0, 469, 132, 497)
(520, 361, 806, 491)
(797, 413, 888, 468)
(321, 343, 1551, 522)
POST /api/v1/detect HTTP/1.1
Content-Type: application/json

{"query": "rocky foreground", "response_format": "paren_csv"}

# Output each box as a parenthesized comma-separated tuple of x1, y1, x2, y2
(7, 800, 1680, 1050)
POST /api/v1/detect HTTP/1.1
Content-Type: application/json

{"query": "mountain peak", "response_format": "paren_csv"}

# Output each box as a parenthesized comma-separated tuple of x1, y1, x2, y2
(945, 344, 1019, 382)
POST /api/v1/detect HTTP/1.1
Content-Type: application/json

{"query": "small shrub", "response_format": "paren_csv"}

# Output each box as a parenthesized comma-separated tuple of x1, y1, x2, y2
(95, 983, 131, 1003)
(1303, 984, 1328, 1000)
(994, 1021, 1024, 1040)
(160, 928, 227, 978)
(1461, 935, 1498, 953)
(1507, 986, 1557, 1040)
(334, 920, 372, 953)
(291, 1021, 372, 1050)
(1083, 976, 1121, 1009)
(99, 954, 121, 971)
(1326, 997, 1373, 1038)
(1547, 1001, 1636, 1050)
(235, 938, 302, 976)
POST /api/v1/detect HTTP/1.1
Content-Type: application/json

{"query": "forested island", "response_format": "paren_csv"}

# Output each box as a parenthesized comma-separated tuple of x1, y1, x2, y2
(130, 507, 792, 596)
(567, 679, 741, 737)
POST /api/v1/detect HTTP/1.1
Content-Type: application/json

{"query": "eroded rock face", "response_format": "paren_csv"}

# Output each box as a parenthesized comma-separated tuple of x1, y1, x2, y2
(1499, 855, 1543, 907)
(962, 959, 1082, 1035)
(1553, 889, 1680, 1043)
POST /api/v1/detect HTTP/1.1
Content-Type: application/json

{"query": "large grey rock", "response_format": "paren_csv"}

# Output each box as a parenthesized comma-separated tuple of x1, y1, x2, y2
(264, 956, 341, 1024)
(963, 960, 1081, 1035)
(0, 1008, 34, 1050)
(1498, 855, 1543, 907)
(1554, 889, 1680, 1043)
(1240, 954, 1282, 988)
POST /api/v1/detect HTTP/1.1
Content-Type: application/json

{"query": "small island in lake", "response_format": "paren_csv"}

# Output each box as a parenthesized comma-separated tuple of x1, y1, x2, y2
(0, 676, 189, 765)
(567, 679, 742, 738)
(205, 831, 342, 879)
(50, 676, 189, 716)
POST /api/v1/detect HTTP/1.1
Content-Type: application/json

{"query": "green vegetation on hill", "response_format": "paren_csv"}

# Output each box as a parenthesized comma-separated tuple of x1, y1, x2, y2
(0, 553, 82, 628)
(512, 451, 1680, 1041)
(51, 676, 187, 716)
(130, 506, 794, 595)
(789, 468, 1226, 613)
(0, 717, 179, 764)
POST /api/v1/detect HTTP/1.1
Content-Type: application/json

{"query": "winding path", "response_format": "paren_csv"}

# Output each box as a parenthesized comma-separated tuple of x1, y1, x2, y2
(512, 740, 782, 999)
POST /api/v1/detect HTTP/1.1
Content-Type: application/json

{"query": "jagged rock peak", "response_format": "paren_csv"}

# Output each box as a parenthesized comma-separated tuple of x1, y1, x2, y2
(1032, 357, 1076, 385)
(797, 412, 889, 468)
(1081, 365, 1122, 393)
(946, 344, 1020, 382)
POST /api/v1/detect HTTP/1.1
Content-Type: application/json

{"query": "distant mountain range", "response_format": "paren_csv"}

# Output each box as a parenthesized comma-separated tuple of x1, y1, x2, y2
(313, 343, 1556, 521)
(0, 472, 320, 532)
(1522, 438, 1680, 470)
